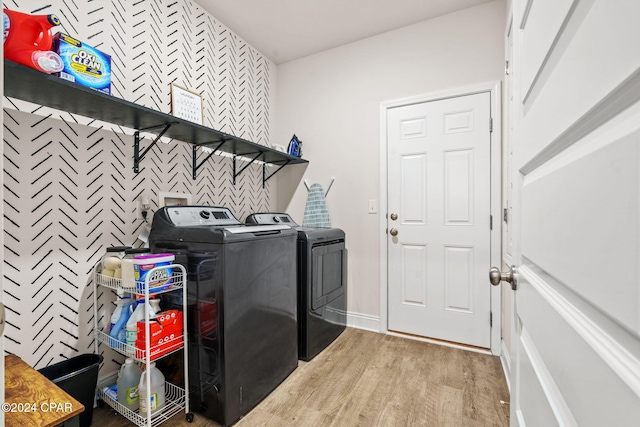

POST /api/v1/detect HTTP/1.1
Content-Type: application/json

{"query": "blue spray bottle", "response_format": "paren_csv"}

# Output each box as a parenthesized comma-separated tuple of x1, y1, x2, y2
(109, 298, 133, 347)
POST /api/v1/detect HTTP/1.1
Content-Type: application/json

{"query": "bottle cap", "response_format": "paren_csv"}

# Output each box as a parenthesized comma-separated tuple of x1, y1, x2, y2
(32, 51, 64, 73)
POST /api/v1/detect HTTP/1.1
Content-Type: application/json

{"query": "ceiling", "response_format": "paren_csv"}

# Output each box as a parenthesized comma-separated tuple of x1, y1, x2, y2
(194, 0, 492, 64)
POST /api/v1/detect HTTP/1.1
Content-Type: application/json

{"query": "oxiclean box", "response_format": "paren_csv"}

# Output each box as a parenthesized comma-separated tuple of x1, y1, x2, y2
(133, 253, 175, 292)
(53, 33, 112, 94)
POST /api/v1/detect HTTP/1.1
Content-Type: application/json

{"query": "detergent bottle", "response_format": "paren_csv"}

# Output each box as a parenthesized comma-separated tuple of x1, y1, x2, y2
(110, 294, 131, 333)
(125, 298, 160, 349)
(109, 298, 133, 348)
(117, 358, 142, 411)
(3, 8, 64, 73)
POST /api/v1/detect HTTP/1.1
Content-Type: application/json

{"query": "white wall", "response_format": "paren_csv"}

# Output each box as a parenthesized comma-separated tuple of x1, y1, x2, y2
(276, 1, 506, 323)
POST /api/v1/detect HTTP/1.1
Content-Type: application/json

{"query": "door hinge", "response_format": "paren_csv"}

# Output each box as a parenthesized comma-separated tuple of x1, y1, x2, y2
(490, 312, 493, 327)
(489, 117, 493, 133)
(503, 207, 508, 224)
(505, 60, 510, 75)
(490, 215, 493, 230)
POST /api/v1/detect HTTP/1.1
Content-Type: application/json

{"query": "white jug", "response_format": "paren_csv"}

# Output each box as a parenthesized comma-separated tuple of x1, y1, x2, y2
(117, 358, 142, 411)
(139, 362, 165, 416)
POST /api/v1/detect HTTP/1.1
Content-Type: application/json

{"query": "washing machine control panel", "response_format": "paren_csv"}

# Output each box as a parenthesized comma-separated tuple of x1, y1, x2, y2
(246, 213, 298, 226)
(164, 206, 241, 226)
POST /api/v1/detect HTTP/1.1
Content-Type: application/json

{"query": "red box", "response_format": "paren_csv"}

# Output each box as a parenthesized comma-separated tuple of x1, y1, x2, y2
(136, 310, 183, 344)
(156, 309, 182, 326)
(134, 335, 183, 361)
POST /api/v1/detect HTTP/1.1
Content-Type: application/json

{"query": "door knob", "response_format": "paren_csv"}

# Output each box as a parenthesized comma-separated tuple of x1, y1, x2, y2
(390, 213, 398, 221)
(489, 266, 517, 290)
(389, 228, 398, 236)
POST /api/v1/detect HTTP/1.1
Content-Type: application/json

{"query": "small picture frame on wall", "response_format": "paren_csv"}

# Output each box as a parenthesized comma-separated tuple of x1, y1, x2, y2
(171, 83, 203, 125)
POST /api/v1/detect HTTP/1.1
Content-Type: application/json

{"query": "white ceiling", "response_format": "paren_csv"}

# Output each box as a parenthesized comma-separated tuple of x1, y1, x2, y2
(194, 0, 492, 64)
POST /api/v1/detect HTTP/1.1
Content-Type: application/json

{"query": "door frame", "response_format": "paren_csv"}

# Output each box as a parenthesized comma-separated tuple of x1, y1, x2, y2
(379, 81, 503, 355)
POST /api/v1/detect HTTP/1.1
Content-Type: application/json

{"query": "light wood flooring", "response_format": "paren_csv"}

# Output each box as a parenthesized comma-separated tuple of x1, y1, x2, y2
(91, 328, 510, 427)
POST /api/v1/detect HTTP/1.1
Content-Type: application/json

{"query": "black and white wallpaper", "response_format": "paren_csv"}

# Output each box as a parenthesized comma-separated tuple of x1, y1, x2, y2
(2, 0, 275, 368)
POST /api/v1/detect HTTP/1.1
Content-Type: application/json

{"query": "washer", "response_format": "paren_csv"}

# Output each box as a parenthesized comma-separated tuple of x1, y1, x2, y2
(246, 212, 347, 361)
(149, 206, 298, 427)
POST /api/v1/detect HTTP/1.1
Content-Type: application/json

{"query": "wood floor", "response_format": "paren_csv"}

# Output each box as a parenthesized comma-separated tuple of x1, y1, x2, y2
(91, 328, 510, 427)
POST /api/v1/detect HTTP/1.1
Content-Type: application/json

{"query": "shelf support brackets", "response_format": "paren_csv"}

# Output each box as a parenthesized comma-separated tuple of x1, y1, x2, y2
(262, 160, 291, 188)
(133, 123, 175, 173)
(233, 152, 263, 185)
(192, 140, 228, 179)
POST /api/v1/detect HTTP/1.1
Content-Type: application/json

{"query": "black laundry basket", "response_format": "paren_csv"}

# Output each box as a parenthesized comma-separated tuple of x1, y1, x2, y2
(38, 354, 103, 427)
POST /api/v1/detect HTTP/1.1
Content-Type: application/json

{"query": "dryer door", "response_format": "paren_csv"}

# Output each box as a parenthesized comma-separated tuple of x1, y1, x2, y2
(311, 240, 346, 311)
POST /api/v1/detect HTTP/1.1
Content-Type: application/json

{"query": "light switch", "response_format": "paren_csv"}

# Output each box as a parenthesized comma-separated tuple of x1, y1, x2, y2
(368, 199, 378, 214)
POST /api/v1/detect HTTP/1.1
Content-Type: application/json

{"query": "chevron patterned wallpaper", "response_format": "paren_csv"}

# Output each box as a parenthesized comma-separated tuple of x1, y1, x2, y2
(2, 0, 275, 369)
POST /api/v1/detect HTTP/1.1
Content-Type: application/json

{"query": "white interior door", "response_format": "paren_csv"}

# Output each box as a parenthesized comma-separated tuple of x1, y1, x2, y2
(387, 92, 492, 348)
(507, 1, 640, 425)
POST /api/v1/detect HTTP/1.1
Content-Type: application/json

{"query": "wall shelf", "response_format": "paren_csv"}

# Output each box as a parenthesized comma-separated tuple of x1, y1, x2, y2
(3, 60, 307, 185)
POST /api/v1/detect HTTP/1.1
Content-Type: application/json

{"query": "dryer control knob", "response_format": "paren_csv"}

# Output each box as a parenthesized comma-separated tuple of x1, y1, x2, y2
(200, 210, 211, 219)
(272, 216, 280, 223)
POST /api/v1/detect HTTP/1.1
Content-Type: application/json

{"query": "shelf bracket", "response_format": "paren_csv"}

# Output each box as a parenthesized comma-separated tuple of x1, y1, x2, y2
(192, 140, 228, 179)
(262, 160, 291, 188)
(133, 123, 175, 173)
(233, 152, 263, 185)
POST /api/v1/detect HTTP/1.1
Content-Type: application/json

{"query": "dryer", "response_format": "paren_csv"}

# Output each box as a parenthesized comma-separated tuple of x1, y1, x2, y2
(149, 206, 298, 427)
(246, 212, 347, 361)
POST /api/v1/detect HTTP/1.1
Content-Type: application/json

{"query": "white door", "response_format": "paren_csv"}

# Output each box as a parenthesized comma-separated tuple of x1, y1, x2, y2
(387, 92, 492, 348)
(505, 1, 640, 426)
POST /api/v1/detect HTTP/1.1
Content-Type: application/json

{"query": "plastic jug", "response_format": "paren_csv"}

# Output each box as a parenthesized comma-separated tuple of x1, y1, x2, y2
(117, 358, 142, 411)
(139, 362, 165, 416)
(3, 9, 64, 73)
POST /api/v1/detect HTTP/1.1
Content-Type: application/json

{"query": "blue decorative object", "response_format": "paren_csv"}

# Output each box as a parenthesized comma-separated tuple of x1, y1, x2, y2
(288, 134, 303, 157)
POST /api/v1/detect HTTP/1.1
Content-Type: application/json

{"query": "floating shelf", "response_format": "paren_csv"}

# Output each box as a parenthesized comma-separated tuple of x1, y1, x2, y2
(3, 60, 307, 185)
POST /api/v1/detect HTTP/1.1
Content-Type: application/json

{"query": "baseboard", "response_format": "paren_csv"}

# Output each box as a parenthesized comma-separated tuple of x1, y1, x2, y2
(387, 331, 491, 355)
(500, 338, 512, 392)
(97, 370, 118, 387)
(346, 311, 380, 332)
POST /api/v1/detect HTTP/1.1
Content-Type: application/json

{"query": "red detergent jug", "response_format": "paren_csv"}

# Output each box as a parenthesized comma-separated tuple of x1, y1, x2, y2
(3, 8, 64, 73)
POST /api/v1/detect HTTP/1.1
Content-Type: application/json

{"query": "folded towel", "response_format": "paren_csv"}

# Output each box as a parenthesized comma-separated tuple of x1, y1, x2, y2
(302, 183, 331, 227)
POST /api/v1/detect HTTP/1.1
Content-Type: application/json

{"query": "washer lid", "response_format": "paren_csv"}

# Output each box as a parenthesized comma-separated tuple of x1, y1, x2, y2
(224, 224, 291, 234)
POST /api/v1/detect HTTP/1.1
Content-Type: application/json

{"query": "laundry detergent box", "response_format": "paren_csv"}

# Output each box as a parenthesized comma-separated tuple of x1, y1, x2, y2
(133, 253, 175, 292)
(52, 33, 111, 94)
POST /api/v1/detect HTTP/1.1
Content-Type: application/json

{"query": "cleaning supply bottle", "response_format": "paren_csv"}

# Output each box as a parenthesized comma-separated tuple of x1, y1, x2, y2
(110, 295, 131, 333)
(120, 248, 147, 291)
(120, 257, 136, 291)
(3, 9, 64, 73)
(149, 298, 161, 315)
(126, 299, 160, 349)
(117, 358, 142, 411)
(109, 298, 133, 347)
(139, 362, 165, 417)
(126, 299, 145, 349)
